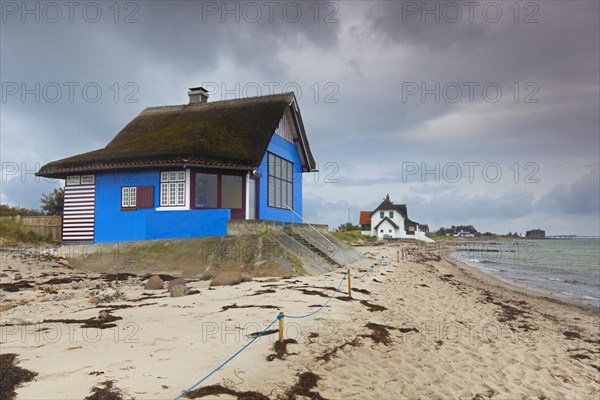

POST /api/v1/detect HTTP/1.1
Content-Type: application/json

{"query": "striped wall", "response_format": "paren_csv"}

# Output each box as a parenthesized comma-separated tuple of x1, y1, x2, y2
(63, 175, 95, 242)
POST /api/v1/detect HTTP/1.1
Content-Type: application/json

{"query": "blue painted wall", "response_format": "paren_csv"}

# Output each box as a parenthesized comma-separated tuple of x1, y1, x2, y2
(92, 133, 304, 243)
(255, 134, 303, 223)
(94, 170, 230, 243)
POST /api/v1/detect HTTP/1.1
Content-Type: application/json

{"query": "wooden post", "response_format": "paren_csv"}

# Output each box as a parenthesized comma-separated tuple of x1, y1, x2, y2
(278, 312, 284, 343)
(347, 269, 352, 298)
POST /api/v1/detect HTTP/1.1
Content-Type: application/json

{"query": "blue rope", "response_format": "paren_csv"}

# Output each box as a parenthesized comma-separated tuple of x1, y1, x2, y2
(174, 316, 279, 400)
(175, 254, 384, 398)
(285, 272, 347, 319)
(356, 263, 376, 278)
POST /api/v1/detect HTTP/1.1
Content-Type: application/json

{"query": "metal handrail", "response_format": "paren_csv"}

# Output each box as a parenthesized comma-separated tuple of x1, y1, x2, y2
(284, 204, 336, 250)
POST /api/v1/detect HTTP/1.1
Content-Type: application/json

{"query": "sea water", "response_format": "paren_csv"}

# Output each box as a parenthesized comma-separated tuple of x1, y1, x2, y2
(448, 239, 600, 308)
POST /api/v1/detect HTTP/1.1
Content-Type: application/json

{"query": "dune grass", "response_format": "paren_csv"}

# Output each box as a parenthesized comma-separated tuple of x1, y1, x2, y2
(0, 219, 52, 245)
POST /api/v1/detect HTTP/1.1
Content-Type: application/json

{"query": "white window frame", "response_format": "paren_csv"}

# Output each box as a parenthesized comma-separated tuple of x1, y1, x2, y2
(67, 175, 81, 186)
(121, 186, 137, 208)
(157, 170, 190, 211)
(81, 175, 95, 184)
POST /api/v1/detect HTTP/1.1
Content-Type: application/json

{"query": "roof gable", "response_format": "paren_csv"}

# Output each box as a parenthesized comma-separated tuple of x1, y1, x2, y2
(374, 217, 399, 230)
(37, 92, 316, 177)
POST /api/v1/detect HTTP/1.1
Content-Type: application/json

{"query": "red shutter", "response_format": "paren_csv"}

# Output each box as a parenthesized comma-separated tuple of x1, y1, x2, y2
(136, 186, 154, 208)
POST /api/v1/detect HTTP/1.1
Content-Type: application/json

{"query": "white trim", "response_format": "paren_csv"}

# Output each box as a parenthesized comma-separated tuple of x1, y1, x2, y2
(245, 173, 250, 219)
(156, 169, 190, 211)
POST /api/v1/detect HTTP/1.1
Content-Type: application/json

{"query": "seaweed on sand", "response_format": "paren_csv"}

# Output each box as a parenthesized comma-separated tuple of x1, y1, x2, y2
(0, 353, 37, 400)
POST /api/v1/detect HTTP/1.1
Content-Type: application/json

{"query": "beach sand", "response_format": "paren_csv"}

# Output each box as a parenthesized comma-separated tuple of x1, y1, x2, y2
(1, 243, 599, 399)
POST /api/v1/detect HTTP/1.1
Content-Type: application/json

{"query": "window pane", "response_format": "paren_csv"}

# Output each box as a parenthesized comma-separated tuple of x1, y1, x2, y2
(177, 182, 185, 205)
(130, 187, 137, 207)
(221, 175, 242, 209)
(268, 154, 274, 176)
(287, 182, 293, 209)
(169, 183, 176, 205)
(248, 178, 256, 219)
(276, 179, 282, 208)
(160, 183, 168, 206)
(169, 172, 177, 181)
(268, 177, 275, 207)
(177, 171, 185, 181)
(161, 172, 168, 182)
(286, 163, 293, 182)
(122, 187, 129, 207)
(195, 173, 218, 208)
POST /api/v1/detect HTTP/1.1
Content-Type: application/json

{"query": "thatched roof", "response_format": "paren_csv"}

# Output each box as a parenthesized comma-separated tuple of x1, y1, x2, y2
(37, 92, 316, 178)
(370, 195, 408, 219)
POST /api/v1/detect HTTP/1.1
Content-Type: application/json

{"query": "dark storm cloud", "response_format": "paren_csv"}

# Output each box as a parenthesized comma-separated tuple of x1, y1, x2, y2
(537, 168, 600, 215)
(1, 1, 598, 234)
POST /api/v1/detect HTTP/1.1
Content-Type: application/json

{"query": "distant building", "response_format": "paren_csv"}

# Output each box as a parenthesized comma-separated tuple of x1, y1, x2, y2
(358, 194, 432, 242)
(454, 231, 474, 238)
(359, 211, 372, 232)
(526, 229, 545, 239)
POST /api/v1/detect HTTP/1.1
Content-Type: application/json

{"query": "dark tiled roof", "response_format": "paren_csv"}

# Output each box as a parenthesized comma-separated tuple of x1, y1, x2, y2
(37, 92, 316, 177)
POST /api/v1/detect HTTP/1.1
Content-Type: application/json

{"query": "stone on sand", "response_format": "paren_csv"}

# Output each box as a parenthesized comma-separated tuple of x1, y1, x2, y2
(167, 278, 186, 290)
(144, 275, 164, 290)
(210, 271, 242, 287)
(170, 284, 188, 297)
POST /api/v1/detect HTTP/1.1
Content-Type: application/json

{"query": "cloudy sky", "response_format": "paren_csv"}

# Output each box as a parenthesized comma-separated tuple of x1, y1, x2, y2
(1, 1, 599, 235)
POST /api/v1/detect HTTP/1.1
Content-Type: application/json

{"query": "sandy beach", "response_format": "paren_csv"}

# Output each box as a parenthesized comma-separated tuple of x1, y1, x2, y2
(1, 243, 599, 399)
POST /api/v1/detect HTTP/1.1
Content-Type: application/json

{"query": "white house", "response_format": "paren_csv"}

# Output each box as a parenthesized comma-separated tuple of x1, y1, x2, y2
(361, 194, 433, 242)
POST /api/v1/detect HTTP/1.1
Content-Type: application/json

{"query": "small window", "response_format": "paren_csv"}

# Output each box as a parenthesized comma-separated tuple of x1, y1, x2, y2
(67, 175, 80, 185)
(389, 211, 393, 218)
(389, 229, 392, 233)
(122, 186, 154, 210)
(380, 229, 384, 233)
(380, 211, 384, 218)
(121, 187, 137, 208)
(81, 175, 95, 184)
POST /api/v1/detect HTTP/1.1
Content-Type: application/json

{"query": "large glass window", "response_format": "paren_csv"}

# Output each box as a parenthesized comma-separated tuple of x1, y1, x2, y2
(195, 173, 218, 208)
(221, 175, 242, 209)
(268, 153, 293, 209)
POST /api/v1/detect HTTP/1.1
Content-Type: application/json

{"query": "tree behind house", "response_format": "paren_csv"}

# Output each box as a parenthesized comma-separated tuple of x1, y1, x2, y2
(40, 188, 64, 215)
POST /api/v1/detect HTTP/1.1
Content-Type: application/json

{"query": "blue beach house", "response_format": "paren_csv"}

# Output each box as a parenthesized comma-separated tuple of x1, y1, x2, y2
(36, 88, 316, 243)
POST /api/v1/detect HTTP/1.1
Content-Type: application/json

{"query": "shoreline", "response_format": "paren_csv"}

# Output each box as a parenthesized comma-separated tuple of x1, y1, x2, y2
(1, 243, 599, 398)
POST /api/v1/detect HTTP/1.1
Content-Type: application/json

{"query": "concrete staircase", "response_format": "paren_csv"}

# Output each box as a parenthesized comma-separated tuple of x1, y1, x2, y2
(283, 226, 342, 267)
